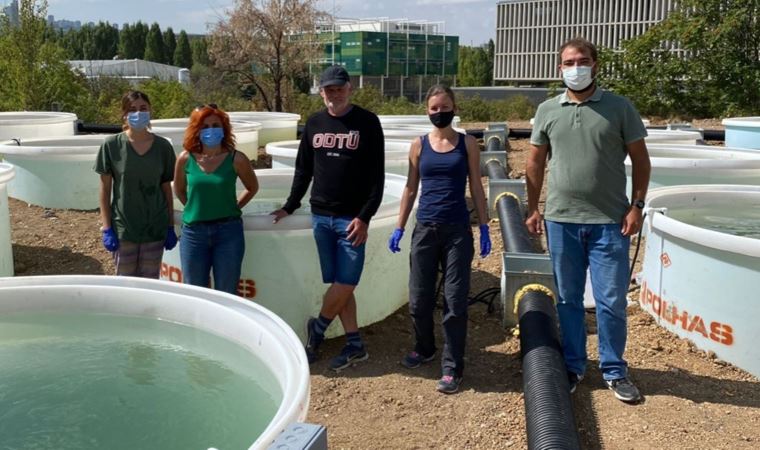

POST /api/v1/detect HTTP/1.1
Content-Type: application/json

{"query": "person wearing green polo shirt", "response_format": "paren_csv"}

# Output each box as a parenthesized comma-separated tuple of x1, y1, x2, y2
(526, 37, 651, 403)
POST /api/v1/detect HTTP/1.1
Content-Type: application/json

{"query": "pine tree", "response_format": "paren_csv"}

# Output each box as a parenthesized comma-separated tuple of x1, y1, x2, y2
(143, 22, 165, 63)
(173, 30, 192, 68)
(163, 27, 176, 65)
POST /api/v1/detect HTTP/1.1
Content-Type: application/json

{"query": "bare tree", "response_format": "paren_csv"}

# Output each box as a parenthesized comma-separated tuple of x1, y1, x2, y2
(209, 0, 327, 111)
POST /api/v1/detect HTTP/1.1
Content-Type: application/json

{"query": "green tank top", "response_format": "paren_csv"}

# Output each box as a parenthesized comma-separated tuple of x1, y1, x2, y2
(183, 151, 242, 225)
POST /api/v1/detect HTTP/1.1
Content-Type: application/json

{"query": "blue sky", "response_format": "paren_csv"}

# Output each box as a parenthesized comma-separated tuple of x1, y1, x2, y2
(43, 0, 496, 46)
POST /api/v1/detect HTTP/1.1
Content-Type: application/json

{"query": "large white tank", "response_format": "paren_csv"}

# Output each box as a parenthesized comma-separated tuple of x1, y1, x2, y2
(161, 170, 413, 341)
(641, 185, 760, 378)
(152, 118, 263, 160)
(625, 144, 760, 191)
(0, 135, 111, 210)
(266, 138, 412, 175)
(722, 117, 760, 150)
(0, 275, 310, 449)
(0, 163, 15, 276)
(0, 112, 78, 141)
(228, 112, 301, 147)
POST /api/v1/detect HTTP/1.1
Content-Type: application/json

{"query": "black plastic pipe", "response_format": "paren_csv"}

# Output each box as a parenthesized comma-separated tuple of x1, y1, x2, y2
(77, 122, 122, 134)
(486, 135, 504, 152)
(518, 288, 581, 450)
(496, 194, 534, 254)
(485, 157, 509, 181)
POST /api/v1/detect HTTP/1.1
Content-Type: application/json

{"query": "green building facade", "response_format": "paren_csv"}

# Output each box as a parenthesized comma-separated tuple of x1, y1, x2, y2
(318, 31, 458, 77)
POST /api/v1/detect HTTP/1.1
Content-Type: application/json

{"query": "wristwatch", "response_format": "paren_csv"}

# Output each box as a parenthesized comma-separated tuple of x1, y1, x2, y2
(633, 199, 645, 209)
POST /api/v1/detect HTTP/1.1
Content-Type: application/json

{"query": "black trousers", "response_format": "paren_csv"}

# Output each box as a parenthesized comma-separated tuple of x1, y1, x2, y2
(408, 222, 474, 377)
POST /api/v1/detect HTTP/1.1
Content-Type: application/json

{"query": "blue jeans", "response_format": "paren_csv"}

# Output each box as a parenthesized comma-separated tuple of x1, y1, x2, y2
(180, 217, 245, 295)
(545, 221, 630, 380)
(312, 214, 365, 286)
(408, 222, 474, 378)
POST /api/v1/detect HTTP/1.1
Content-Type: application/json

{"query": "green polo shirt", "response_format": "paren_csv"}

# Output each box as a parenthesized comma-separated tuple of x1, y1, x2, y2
(530, 88, 647, 224)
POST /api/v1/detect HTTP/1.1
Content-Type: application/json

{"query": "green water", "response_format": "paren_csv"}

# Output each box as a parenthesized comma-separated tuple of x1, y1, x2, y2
(0, 312, 281, 450)
(668, 204, 760, 239)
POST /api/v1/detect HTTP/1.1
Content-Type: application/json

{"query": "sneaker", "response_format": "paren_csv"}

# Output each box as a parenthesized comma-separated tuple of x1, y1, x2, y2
(568, 371, 584, 394)
(436, 375, 463, 394)
(329, 344, 369, 372)
(305, 317, 323, 364)
(605, 377, 641, 403)
(400, 351, 435, 369)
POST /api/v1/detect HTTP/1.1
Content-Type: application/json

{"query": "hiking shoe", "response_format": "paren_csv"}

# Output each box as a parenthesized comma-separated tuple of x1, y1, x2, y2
(605, 377, 641, 403)
(329, 344, 369, 372)
(400, 351, 435, 369)
(305, 317, 323, 364)
(568, 371, 584, 394)
(436, 375, 463, 394)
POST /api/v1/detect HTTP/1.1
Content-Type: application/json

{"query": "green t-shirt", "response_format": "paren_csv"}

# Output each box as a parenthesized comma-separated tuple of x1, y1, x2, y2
(94, 132, 176, 243)
(530, 88, 647, 224)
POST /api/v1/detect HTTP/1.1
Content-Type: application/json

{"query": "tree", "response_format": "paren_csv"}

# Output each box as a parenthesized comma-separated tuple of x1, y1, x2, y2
(143, 22, 165, 63)
(0, 0, 91, 112)
(163, 27, 176, 65)
(174, 30, 193, 68)
(190, 36, 209, 67)
(208, 0, 327, 111)
(602, 0, 760, 118)
(457, 45, 491, 87)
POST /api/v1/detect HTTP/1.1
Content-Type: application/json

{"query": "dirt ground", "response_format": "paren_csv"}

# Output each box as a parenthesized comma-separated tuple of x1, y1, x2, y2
(7, 119, 760, 449)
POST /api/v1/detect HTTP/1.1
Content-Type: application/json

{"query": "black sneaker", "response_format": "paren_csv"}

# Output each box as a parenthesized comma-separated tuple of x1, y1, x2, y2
(329, 344, 369, 372)
(400, 351, 435, 369)
(568, 371, 584, 394)
(605, 377, 641, 403)
(305, 317, 323, 364)
(436, 375, 463, 394)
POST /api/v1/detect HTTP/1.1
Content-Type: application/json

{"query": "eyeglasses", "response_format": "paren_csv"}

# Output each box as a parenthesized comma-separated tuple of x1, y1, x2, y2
(194, 103, 218, 111)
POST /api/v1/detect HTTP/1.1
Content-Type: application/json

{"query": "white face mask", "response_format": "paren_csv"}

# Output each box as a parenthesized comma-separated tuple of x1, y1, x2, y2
(562, 65, 594, 91)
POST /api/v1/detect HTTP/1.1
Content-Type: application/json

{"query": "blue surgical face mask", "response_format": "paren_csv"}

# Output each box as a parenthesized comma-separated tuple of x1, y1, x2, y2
(200, 127, 224, 147)
(127, 111, 150, 129)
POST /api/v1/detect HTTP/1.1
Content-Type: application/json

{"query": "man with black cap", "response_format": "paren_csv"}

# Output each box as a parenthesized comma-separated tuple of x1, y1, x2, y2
(271, 65, 385, 371)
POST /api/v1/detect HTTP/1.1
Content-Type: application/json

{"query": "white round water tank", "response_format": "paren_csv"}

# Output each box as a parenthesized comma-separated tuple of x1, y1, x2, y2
(0, 275, 310, 449)
(0, 163, 15, 276)
(0, 112, 78, 141)
(0, 135, 112, 210)
(152, 118, 262, 160)
(161, 169, 414, 341)
(228, 112, 300, 147)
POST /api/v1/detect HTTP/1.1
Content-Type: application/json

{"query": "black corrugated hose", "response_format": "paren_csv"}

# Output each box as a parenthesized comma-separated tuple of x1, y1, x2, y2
(518, 289, 582, 450)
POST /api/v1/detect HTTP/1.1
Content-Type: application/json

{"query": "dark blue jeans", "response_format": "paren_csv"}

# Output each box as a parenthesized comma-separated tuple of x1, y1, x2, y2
(408, 222, 474, 378)
(179, 217, 245, 295)
(545, 221, 631, 380)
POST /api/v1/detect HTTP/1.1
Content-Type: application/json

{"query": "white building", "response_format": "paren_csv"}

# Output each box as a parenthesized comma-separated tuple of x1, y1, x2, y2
(68, 59, 189, 84)
(494, 0, 678, 84)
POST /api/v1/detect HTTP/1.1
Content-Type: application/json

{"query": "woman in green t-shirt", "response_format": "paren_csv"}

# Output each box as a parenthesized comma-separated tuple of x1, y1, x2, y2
(94, 90, 177, 278)
(173, 105, 259, 295)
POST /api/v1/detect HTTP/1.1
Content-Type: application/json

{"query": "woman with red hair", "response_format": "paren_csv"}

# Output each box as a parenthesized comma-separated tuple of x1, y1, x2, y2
(173, 105, 259, 294)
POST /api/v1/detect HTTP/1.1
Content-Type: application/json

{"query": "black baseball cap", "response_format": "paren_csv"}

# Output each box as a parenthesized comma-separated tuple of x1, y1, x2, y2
(319, 65, 350, 88)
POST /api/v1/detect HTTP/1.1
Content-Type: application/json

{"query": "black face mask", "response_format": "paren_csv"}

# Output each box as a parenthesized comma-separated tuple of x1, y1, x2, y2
(429, 110, 455, 128)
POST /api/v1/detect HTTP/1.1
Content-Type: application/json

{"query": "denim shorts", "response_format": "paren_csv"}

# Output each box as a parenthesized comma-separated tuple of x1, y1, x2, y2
(312, 214, 366, 286)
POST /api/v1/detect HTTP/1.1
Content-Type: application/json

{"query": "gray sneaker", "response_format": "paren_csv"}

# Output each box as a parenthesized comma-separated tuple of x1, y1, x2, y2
(436, 375, 463, 394)
(401, 351, 435, 369)
(329, 344, 369, 372)
(605, 377, 641, 403)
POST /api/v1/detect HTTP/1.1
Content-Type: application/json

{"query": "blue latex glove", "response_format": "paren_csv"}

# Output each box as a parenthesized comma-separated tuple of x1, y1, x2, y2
(102, 227, 119, 252)
(479, 223, 491, 258)
(164, 226, 178, 250)
(388, 227, 404, 253)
